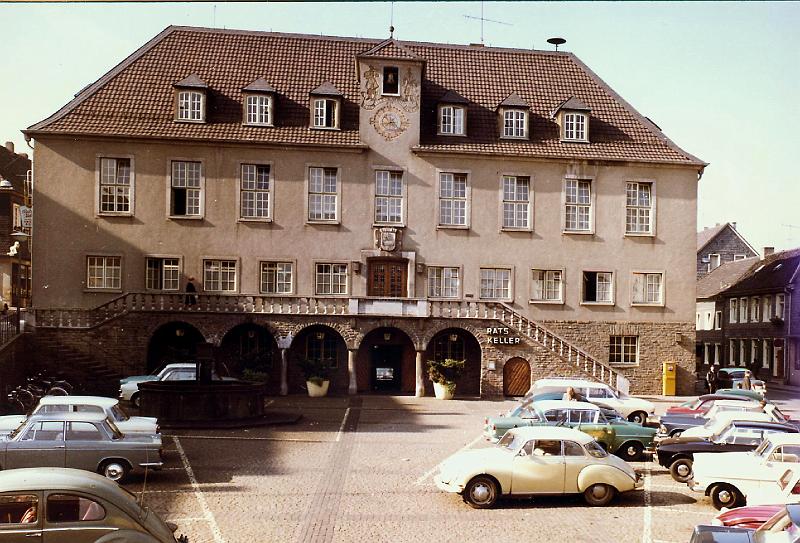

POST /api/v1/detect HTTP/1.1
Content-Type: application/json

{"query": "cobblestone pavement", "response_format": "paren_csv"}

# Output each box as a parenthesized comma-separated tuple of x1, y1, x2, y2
(123, 390, 800, 543)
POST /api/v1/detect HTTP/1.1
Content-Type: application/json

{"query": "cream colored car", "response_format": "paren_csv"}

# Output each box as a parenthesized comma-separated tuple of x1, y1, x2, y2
(435, 426, 642, 508)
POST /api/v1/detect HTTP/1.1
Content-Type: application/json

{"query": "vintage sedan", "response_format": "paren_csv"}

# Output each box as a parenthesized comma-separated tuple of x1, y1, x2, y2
(666, 393, 758, 416)
(525, 378, 655, 423)
(713, 505, 785, 529)
(120, 363, 235, 407)
(655, 420, 798, 482)
(0, 467, 188, 542)
(716, 368, 768, 396)
(436, 426, 642, 508)
(656, 400, 769, 440)
(0, 413, 163, 482)
(690, 504, 800, 543)
(682, 408, 796, 440)
(484, 400, 656, 461)
(689, 434, 800, 509)
(0, 396, 159, 436)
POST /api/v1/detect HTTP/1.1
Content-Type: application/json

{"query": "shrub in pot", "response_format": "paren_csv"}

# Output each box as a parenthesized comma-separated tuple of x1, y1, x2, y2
(299, 358, 332, 397)
(427, 358, 465, 400)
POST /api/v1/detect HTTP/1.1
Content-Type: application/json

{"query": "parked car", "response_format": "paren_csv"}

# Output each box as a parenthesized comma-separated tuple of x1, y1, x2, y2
(689, 434, 800, 509)
(484, 400, 656, 461)
(0, 396, 159, 436)
(0, 412, 164, 482)
(716, 368, 768, 395)
(715, 388, 766, 401)
(712, 505, 785, 530)
(681, 408, 796, 440)
(690, 503, 800, 543)
(656, 400, 767, 440)
(120, 363, 233, 407)
(435, 426, 642, 508)
(0, 467, 188, 542)
(655, 420, 798, 482)
(525, 378, 655, 424)
(666, 393, 758, 416)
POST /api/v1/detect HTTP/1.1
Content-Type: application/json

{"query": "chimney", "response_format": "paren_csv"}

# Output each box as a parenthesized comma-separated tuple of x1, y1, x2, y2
(19, 153, 28, 160)
(731, 222, 737, 230)
(764, 247, 775, 257)
(4, 141, 13, 153)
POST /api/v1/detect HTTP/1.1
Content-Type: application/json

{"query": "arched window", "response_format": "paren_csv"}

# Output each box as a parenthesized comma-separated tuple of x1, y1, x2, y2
(306, 331, 339, 368)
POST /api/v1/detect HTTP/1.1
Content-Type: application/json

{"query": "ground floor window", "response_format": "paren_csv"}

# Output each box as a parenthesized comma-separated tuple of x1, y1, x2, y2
(306, 331, 338, 368)
(609, 335, 638, 365)
(433, 333, 465, 362)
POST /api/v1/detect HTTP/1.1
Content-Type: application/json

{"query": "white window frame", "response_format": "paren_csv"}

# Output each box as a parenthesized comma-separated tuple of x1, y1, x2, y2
(751, 297, 760, 322)
(175, 90, 204, 122)
(238, 163, 273, 221)
(243, 94, 273, 126)
(740, 297, 748, 323)
(259, 261, 294, 295)
(581, 270, 614, 305)
(609, 335, 638, 366)
(438, 105, 466, 136)
(762, 339, 772, 369)
(729, 338, 737, 365)
(763, 295, 773, 322)
(751, 339, 759, 367)
(703, 343, 711, 366)
(730, 298, 738, 323)
(776, 293, 786, 320)
(733, 254, 747, 261)
(96, 156, 134, 216)
(85, 255, 122, 291)
(314, 262, 349, 296)
(739, 339, 746, 367)
(306, 166, 341, 224)
(373, 169, 405, 226)
(624, 181, 655, 236)
(715, 311, 722, 330)
(708, 253, 721, 272)
(562, 112, 588, 142)
(501, 175, 532, 231)
(202, 259, 238, 293)
(479, 267, 513, 301)
(144, 255, 181, 291)
(530, 269, 564, 304)
(167, 159, 204, 219)
(563, 177, 594, 234)
(311, 98, 340, 129)
(714, 343, 721, 365)
(381, 66, 400, 96)
(631, 271, 665, 307)
(427, 266, 461, 299)
(501, 108, 528, 139)
(437, 171, 470, 229)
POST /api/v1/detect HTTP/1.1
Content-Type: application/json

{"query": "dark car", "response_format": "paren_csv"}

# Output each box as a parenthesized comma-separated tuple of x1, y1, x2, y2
(656, 400, 766, 440)
(689, 503, 800, 543)
(656, 420, 799, 482)
(665, 394, 760, 416)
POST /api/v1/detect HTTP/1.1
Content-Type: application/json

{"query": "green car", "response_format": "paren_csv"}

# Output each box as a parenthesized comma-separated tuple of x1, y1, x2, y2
(714, 388, 765, 400)
(483, 399, 656, 461)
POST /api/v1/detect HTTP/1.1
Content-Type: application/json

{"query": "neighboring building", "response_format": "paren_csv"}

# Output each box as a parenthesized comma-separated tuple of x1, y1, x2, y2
(24, 26, 705, 397)
(697, 222, 758, 278)
(696, 248, 800, 386)
(0, 141, 32, 308)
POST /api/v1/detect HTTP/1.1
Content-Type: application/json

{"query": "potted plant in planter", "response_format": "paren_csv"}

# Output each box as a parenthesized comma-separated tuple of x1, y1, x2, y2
(427, 358, 465, 400)
(299, 358, 331, 397)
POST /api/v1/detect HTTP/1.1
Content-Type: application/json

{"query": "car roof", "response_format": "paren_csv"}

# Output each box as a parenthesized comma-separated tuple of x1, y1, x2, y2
(507, 426, 594, 443)
(532, 400, 599, 411)
(712, 412, 772, 425)
(534, 379, 608, 389)
(732, 420, 798, 432)
(699, 393, 751, 402)
(763, 433, 800, 446)
(713, 399, 760, 407)
(163, 363, 196, 369)
(26, 412, 108, 422)
(39, 396, 117, 407)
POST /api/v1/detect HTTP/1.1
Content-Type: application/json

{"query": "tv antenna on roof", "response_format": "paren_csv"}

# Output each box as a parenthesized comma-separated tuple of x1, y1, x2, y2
(547, 37, 566, 51)
(463, 1, 512, 44)
(389, 1, 395, 37)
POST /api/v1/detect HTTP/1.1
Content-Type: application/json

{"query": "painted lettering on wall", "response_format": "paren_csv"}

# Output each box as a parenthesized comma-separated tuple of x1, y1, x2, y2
(485, 327, 521, 345)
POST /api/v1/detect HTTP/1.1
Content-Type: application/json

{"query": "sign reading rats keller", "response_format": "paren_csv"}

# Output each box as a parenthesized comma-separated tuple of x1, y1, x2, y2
(485, 327, 520, 345)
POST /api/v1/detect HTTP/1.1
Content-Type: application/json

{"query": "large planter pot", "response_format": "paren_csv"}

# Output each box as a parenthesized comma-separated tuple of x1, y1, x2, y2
(307, 380, 330, 398)
(433, 381, 455, 400)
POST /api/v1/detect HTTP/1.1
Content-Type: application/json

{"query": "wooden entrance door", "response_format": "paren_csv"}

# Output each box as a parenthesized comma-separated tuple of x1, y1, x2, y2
(503, 357, 531, 397)
(368, 259, 407, 297)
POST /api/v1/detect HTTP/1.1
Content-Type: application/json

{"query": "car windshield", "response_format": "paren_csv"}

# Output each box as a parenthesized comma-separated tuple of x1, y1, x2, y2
(7, 420, 26, 440)
(681, 399, 702, 409)
(585, 440, 608, 458)
(110, 404, 130, 422)
(497, 431, 525, 452)
(768, 405, 789, 422)
(712, 425, 735, 443)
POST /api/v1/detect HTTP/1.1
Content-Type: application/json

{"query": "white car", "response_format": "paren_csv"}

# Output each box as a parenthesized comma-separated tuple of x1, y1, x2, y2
(526, 378, 655, 424)
(689, 434, 800, 509)
(0, 396, 159, 436)
(119, 363, 199, 407)
(435, 426, 642, 508)
(681, 409, 792, 439)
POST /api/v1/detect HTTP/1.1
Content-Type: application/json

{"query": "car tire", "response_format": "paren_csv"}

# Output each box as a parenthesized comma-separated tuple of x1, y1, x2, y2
(628, 411, 647, 424)
(710, 484, 744, 510)
(131, 393, 141, 408)
(463, 476, 499, 509)
(617, 441, 644, 462)
(669, 458, 693, 483)
(583, 483, 616, 506)
(100, 460, 130, 483)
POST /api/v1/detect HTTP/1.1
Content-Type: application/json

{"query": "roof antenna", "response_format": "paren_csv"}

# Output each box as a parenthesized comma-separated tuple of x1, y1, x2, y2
(463, 0, 512, 44)
(389, 1, 395, 37)
(547, 37, 566, 51)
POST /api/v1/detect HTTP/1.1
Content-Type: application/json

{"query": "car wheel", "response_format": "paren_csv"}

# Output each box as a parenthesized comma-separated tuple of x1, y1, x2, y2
(463, 476, 498, 509)
(583, 483, 616, 506)
(617, 441, 644, 462)
(131, 393, 141, 408)
(669, 458, 693, 483)
(100, 460, 130, 483)
(628, 411, 647, 424)
(710, 484, 744, 510)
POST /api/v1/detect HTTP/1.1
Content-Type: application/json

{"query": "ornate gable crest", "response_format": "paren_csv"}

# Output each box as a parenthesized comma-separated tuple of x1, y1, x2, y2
(374, 227, 402, 252)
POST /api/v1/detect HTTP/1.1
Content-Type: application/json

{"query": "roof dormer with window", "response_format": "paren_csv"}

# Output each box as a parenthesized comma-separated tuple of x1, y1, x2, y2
(242, 78, 276, 127)
(498, 93, 530, 140)
(173, 74, 208, 123)
(552, 97, 591, 143)
(310, 82, 343, 130)
(437, 90, 468, 137)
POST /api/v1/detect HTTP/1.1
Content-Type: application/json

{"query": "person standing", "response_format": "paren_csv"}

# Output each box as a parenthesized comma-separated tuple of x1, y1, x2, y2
(741, 370, 753, 390)
(706, 364, 718, 393)
(185, 277, 197, 306)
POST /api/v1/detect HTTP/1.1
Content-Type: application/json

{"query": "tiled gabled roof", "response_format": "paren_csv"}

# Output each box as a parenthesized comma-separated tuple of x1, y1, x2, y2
(0, 145, 30, 193)
(552, 96, 591, 116)
(358, 38, 421, 60)
(498, 92, 530, 109)
(26, 26, 706, 165)
(310, 82, 343, 96)
(723, 248, 800, 296)
(173, 74, 208, 89)
(242, 78, 276, 93)
(696, 256, 759, 299)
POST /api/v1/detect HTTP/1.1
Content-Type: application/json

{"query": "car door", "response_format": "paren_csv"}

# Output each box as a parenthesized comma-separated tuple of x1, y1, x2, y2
(0, 492, 42, 542)
(511, 439, 565, 494)
(5, 421, 66, 469)
(574, 410, 617, 450)
(42, 492, 115, 543)
(562, 440, 587, 493)
(65, 422, 109, 472)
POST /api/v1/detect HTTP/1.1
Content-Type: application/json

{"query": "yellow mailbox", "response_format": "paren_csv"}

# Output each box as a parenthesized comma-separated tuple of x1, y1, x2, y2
(662, 361, 677, 396)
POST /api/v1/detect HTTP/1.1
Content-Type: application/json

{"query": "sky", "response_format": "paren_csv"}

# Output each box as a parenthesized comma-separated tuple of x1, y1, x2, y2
(1, 1, 798, 252)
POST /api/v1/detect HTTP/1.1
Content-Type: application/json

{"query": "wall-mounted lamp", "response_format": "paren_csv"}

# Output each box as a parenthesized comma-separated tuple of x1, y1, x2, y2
(383, 332, 392, 341)
(416, 263, 426, 274)
(316, 332, 325, 340)
(247, 330, 256, 339)
(175, 328, 185, 337)
(449, 333, 459, 342)
(487, 361, 496, 371)
(352, 261, 362, 274)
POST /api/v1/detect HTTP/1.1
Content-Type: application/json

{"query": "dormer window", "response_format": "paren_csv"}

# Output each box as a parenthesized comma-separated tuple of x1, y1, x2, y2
(382, 66, 399, 95)
(173, 74, 208, 123)
(552, 96, 591, 143)
(437, 90, 468, 136)
(497, 93, 530, 140)
(309, 82, 343, 130)
(563, 112, 587, 141)
(242, 78, 276, 127)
